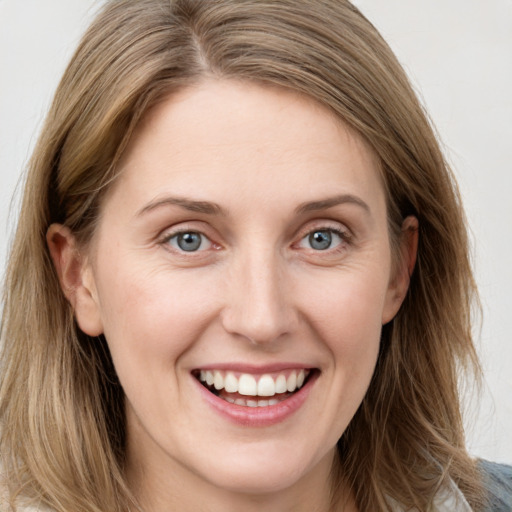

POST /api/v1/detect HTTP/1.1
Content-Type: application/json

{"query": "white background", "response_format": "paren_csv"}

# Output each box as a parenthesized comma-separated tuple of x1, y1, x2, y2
(0, 1, 511, 463)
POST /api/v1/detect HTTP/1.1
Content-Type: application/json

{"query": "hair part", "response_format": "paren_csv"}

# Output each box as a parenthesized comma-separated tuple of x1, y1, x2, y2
(1, 1, 484, 510)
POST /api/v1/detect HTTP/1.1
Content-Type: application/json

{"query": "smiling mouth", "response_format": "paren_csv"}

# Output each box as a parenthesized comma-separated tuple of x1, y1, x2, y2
(193, 369, 315, 407)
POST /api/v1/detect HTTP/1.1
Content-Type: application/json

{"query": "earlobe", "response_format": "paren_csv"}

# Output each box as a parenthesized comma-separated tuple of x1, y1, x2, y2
(46, 224, 104, 336)
(382, 216, 419, 324)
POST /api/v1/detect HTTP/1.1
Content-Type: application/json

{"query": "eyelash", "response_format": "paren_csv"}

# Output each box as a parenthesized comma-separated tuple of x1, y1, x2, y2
(296, 226, 351, 253)
(159, 224, 352, 255)
(160, 230, 215, 254)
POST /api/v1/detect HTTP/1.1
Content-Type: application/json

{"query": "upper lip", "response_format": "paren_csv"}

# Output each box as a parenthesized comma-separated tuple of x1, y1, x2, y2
(192, 363, 315, 374)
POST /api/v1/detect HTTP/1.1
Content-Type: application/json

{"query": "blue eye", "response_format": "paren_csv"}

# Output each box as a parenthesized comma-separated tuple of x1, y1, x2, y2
(300, 229, 344, 251)
(309, 231, 332, 250)
(168, 232, 211, 252)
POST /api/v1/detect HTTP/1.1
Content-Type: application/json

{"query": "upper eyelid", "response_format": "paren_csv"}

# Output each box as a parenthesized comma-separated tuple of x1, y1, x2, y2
(295, 220, 352, 240)
(160, 228, 206, 239)
(297, 228, 349, 246)
(158, 221, 213, 240)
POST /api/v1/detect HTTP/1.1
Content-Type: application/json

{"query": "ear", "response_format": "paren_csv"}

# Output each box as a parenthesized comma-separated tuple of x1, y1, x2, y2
(46, 224, 104, 336)
(382, 216, 419, 324)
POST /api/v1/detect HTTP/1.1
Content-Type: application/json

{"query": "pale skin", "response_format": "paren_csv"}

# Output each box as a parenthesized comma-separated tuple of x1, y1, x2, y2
(48, 80, 418, 512)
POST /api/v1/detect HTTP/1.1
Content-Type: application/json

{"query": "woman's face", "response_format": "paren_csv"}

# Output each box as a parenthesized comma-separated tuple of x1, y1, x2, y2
(59, 80, 413, 503)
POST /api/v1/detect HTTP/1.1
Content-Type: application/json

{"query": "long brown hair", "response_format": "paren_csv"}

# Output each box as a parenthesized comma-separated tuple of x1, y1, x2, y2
(1, 1, 483, 510)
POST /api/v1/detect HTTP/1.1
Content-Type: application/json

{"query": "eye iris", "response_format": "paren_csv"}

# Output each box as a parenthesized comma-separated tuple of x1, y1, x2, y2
(177, 232, 202, 251)
(309, 230, 332, 250)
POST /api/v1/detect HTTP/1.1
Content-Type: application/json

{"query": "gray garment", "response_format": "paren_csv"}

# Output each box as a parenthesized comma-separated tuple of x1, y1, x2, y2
(480, 460, 512, 512)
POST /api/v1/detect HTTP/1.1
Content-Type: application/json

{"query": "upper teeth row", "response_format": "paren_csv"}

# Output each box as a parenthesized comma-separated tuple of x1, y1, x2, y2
(198, 369, 308, 397)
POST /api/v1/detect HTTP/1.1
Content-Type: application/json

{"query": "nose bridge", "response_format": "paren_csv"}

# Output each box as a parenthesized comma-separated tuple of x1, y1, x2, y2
(222, 245, 296, 345)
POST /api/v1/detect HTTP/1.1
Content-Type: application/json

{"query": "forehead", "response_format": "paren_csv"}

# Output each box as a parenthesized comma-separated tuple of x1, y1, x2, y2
(106, 79, 385, 219)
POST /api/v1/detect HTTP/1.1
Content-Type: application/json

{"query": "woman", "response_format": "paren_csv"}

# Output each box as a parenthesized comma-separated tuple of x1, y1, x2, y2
(0, 0, 510, 511)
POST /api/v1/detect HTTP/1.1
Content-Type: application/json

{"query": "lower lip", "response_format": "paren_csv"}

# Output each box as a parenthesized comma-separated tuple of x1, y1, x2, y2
(194, 372, 318, 427)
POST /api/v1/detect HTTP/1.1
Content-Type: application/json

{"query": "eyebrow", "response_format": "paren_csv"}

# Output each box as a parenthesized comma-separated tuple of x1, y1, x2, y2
(295, 194, 371, 215)
(137, 196, 227, 217)
(137, 193, 370, 217)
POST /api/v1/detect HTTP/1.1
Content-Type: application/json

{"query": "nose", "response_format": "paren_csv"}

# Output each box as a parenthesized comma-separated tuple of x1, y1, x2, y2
(220, 250, 298, 346)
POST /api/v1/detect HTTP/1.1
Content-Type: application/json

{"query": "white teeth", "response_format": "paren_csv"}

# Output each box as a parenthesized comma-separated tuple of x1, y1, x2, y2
(213, 371, 224, 390)
(297, 369, 305, 388)
(197, 369, 310, 398)
(227, 397, 287, 407)
(257, 374, 275, 396)
(224, 372, 238, 393)
(286, 372, 297, 392)
(275, 374, 287, 394)
(238, 374, 258, 396)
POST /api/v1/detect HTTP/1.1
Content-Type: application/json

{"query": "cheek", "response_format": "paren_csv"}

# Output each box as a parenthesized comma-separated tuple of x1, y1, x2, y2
(298, 265, 389, 348)
(293, 268, 386, 438)
(297, 264, 388, 399)
(320, 290, 382, 384)
(94, 260, 219, 378)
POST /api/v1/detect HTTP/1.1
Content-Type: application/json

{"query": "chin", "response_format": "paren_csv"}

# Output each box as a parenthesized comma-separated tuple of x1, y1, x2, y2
(203, 464, 308, 495)
(190, 442, 334, 496)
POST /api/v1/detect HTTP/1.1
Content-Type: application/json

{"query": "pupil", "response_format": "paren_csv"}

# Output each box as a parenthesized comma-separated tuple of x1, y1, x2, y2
(309, 231, 331, 250)
(178, 232, 201, 251)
